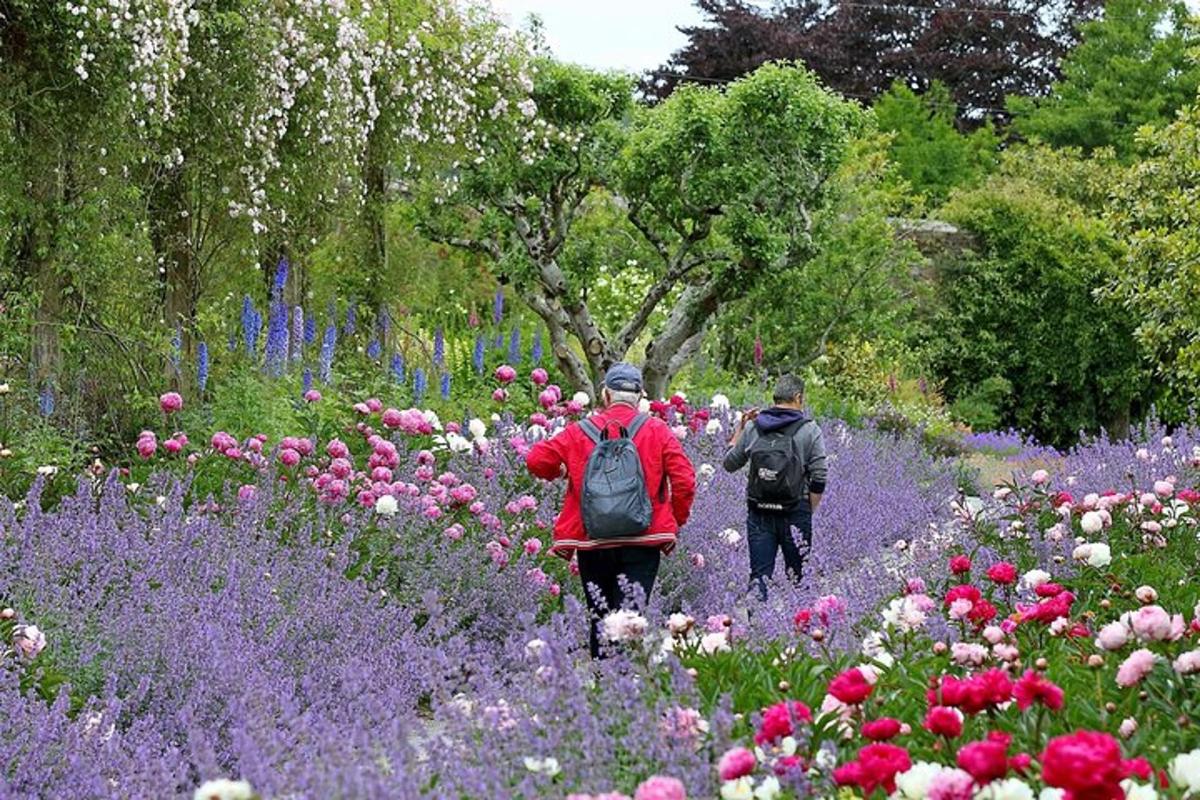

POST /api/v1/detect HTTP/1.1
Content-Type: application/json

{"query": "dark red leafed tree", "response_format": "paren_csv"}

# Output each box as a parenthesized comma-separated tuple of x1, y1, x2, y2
(644, 0, 1105, 122)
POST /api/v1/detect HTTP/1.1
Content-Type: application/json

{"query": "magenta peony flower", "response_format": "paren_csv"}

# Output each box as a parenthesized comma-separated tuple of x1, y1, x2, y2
(159, 391, 183, 413)
(495, 365, 517, 384)
(633, 776, 686, 800)
(717, 747, 756, 781)
(530, 368, 549, 385)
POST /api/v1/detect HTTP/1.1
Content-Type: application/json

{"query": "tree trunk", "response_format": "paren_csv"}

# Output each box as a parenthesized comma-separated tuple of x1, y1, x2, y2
(22, 140, 66, 391)
(643, 281, 721, 400)
(149, 169, 199, 391)
(362, 130, 389, 315)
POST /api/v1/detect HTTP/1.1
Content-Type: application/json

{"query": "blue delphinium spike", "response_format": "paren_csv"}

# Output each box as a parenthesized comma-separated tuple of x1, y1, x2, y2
(391, 353, 406, 385)
(413, 368, 427, 405)
(197, 342, 210, 393)
(473, 335, 486, 374)
(440, 372, 451, 400)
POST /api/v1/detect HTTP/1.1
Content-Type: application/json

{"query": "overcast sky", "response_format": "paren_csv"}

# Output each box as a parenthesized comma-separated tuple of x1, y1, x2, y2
(488, 0, 1200, 74)
(488, 0, 707, 73)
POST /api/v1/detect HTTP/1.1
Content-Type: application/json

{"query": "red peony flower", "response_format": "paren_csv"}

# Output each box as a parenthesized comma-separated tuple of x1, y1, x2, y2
(950, 555, 972, 575)
(1014, 670, 1064, 711)
(923, 705, 963, 738)
(828, 667, 874, 705)
(1020, 592, 1075, 625)
(1121, 758, 1153, 781)
(1009, 753, 1032, 774)
(929, 670, 1013, 715)
(986, 562, 1018, 585)
(1052, 491, 1074, 507)
(944, 584, 982, 609)
(861, 718, 902, 741)
(755, 700, 813, 745)
(969, 599, 998, 626)
(793, 609, 812, 630)
(834, 744, 912, 796)
(1035, 583, 1066, 598)
(957, 737, 1010, 784)
(1041, 731, 1126, 800)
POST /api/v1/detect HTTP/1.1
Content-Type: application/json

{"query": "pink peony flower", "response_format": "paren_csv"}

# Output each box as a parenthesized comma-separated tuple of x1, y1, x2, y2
(1129, 605, 1183, 642)
(136, 437, 157, 459)
(12, 624, 46, 659)
(530, 368, 549, 385)
(928, 768, 976, 800)
(1154, 479, 1174, 498)
(303, 390, 322, 403)
(279, 448, 301, 468)
(365, 398, 382, 413)
(950, 642, 988, 667)
(1031, 469, 1049, 484)
(237, 484, 256, 502)
(492, 388, 509, 403)
(1095, 621, 1129, 651)
(523, 538, 542, 556)
(381, 409, 403, 428)
(327, 439, 350, 459)
(159, 391, 183, 413)
(717, 747, 756, 781)
(1173, 649, 1200, 675)
(1116, 648, 1160, 687)
(633, 776, 686, 800)
(495, 365, 517, 384)
(162, 438, 182, 455)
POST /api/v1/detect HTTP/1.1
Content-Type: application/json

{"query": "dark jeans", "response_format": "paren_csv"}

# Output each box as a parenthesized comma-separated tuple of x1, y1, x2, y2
(576, 546, 661, 659)
(747, 502, 813, 602)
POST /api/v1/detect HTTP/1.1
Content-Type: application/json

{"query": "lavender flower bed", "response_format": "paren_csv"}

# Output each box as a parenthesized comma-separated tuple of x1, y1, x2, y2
(0, 418, 964, 798)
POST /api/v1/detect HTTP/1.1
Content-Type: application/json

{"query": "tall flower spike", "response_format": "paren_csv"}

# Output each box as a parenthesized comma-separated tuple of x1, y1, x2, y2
(197, 341, 209, 393)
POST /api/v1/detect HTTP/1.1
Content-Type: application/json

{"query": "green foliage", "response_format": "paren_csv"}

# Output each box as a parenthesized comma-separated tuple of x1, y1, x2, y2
(1009, 0, 1200, 159)
(873, 81, 1000, 206)
(709, 133, 925, 378)
(927, 158, 1152, 447)
(949, 376, 1014, 432)
(1102, 96, 1200, 412)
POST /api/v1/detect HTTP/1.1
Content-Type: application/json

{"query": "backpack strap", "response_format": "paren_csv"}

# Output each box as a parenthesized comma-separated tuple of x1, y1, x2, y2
(626, 413, 650, 440)
(579, 418, 602, 445)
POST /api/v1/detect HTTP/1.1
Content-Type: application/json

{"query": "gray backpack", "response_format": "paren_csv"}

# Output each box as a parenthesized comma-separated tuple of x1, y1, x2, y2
(579, 414, 653, 540)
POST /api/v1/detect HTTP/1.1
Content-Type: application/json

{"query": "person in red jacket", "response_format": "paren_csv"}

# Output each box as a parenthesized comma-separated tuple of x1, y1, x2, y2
(526, 363, 696, 658)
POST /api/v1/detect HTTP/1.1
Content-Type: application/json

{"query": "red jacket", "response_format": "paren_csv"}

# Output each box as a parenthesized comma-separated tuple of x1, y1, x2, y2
(526, 403, 697, 560)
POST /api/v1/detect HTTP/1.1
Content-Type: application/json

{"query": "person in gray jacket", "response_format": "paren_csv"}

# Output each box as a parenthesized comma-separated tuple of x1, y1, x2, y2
(723, 374, 827, 601)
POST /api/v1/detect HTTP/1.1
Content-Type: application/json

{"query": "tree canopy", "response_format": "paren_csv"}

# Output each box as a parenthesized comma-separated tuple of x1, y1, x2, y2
(645, 0, 1104, 121)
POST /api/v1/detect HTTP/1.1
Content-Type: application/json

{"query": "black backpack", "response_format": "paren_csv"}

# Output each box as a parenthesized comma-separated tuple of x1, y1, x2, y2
(579, 414, 653, 540)
(746, 419, 810, 512)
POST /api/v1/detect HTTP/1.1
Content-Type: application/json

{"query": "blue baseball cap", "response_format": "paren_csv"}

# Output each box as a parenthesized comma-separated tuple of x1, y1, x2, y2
(603, 362, 644, 393)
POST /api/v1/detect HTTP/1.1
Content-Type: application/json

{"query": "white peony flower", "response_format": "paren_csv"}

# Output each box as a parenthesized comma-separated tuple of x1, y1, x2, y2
(602, 610, 648, 642)
(667, 613, 694, 635)
(720, 527, 742, 545)
(1022, 569, 1051, 589)
(1039, 790, 1066, 800)
(524, 638, 547, 658)
(572, 391, 590, 407)
(705, 418, 724, 435)
(754, 776, 782, 800)
(710, 393, 731, 411)
(975, 778, 1036, 800)
(422, 410, 443, 431)
(638, 398, 651, 413)
(468, 418, 487, 440)
(720, 778, 754, 800)
(522, 756, 560, 776)
(1080, 510, 1104, 534)
(1169, 749, 1200, 795)
(193, 779, 255, 800)
(893, 762, 945, 799)
(1121, 780, 1159, 800)
(698, 463, 716, 480)
(699, 630, 730, 654)
(374, 495, 398, 517)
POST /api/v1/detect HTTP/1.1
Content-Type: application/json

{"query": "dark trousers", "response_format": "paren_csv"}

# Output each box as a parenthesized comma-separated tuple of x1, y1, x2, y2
(576, 546, 661, 659)
(747, 502, 813, 601)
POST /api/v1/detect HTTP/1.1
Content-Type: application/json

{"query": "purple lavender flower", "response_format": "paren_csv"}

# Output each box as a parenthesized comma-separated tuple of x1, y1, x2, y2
(170, 326, 182, 372)
(304, 312, 316, 346)
(197, 341, 209, 393)
(265, 302, 289, 376)
(473, 335, 486, 374)
(319, 323, 337, 384)
(291, 306, 304, 363)
(507, 326, 521, 366)
(413, 368, 427, 404)
(241, 296, 261, 357)
(378, 306, 391, 341)
(492, 287, 504, 326)
(391, 353, 406, 385)
(37, 384, 54, 417)
(531, 330, 543, 365)
(272, 258, 289, 301)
